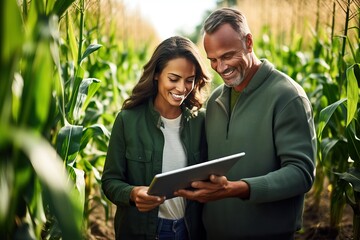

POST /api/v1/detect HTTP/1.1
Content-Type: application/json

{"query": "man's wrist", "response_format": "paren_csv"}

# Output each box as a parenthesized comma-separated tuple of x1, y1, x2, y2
(228, 180, 250, 199)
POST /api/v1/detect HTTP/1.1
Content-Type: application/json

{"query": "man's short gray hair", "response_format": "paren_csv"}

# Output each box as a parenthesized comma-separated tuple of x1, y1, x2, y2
(203, 7, 251, 38)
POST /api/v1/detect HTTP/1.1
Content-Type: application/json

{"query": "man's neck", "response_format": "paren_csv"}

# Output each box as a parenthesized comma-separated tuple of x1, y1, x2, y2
(233, 58, 261, 92)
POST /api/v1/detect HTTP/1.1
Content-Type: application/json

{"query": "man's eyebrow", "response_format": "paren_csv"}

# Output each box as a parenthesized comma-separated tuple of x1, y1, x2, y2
(207, 50, 236, 60)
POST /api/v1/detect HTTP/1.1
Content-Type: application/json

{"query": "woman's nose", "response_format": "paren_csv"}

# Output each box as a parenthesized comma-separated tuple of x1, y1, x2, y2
(176, 80, 186, 92)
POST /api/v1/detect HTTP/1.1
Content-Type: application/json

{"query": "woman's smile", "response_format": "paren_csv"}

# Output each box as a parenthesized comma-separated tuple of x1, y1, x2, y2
(170, 92, 186, 101)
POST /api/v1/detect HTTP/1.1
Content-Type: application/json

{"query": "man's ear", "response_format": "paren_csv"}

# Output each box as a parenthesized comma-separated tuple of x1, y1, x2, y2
(245, 33, 253, 51)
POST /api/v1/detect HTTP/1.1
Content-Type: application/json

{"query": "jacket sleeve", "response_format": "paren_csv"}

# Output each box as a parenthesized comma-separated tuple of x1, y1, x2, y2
(198, 109, 208, 164)
(243, 96, 316, 202)
(101, 112, 134, 206)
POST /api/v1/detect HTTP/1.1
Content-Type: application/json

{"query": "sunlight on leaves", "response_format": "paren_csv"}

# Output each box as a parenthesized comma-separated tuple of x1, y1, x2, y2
(346, 64, 360, 126)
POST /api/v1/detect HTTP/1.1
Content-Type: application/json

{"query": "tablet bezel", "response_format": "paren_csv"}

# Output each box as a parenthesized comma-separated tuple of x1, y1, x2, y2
(147, 152, 245, 198)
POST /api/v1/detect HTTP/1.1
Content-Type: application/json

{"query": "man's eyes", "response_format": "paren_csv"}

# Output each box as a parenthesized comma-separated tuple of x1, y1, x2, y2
(209, 54, 234, 62)
(223, 54, 233, 60)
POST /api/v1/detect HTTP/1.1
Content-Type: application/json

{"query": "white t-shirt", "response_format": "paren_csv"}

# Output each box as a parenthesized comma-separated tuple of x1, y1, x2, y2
(158, 114, 186, 220)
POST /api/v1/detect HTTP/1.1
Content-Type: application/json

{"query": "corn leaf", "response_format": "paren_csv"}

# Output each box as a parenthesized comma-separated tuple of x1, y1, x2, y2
(80, 44, 102, 64)
(56, 124, 83, 163)
(67, 13, 78, 65)
(45, 0, 56, 15)
(79, 78, 101, 113)
(320, 137, 339, 162)
(80, 124, 110, 151)
(2, 0, 23, 63)
(346, 63, 359, 126)
(0, 160, 15, 229)
(1, 0, 23, 123)
(9, 127, 83, 239)
(346, 121, 360, 163)
(67, 166, 85, 215)
(67, 67, 85, 123)
(317, 98, 347, 139)
(72, 77, 101, 121)
(31, 41, 54, 128)
(28, 179, 46, 237)
(53, 0, 76, 18)
(335, 168, 360, 192)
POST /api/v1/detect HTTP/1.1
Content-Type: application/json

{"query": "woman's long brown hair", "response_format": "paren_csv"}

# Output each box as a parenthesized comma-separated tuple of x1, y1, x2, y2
(122, 36, 210, 111)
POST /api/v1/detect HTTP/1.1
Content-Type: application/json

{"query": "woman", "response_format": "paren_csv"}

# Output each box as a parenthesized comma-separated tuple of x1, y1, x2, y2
(101, 36, 210, 240)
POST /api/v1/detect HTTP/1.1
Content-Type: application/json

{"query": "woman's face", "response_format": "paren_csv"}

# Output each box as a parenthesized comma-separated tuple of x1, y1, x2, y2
(154, 57, 195, 117)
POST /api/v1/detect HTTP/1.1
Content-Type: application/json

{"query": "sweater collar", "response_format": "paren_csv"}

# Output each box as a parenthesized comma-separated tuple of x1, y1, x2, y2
(216, 59, 274, 107)
(220, 59, 274, 96)
(243, 59, 274, 94)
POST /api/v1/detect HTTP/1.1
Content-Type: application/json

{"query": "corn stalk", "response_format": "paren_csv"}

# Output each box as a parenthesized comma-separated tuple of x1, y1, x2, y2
(0, 0, 111, 238)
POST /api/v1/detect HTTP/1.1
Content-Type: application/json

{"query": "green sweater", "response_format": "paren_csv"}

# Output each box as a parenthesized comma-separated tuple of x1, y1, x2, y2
(101, 99, 207, 240)
(204, 59, 316, 239)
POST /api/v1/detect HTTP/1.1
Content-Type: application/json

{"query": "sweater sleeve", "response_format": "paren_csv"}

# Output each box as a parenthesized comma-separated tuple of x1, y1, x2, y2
(243, 96, 316, 203)
(101, 112, 134, 206)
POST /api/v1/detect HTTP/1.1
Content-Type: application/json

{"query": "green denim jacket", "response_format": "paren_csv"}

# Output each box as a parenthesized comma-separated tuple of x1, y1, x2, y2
(101, 99, 207, 240)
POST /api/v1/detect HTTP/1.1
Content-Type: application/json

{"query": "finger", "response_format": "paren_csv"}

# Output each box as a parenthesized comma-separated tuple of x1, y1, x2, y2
(191, 179, 220, 189)
(137, 196, 165, 205)
(136, 198, 165, 211)
(174, 189, 195, 198)
(191, 180, 210, 188)
(210, 175, 227, 185)
(145, 195, 164, 202)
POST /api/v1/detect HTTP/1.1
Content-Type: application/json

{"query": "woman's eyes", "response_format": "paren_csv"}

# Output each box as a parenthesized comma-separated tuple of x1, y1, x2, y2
(168, 77, 195, 83)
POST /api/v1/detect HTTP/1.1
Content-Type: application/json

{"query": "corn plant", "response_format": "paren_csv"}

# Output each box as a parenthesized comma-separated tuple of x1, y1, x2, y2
(316, 0, 360, 237)
(0, 0, 84, 238)
(0, 0, 120, 238)
(317, 47, 360, 238)
(255, 0, 359, 237)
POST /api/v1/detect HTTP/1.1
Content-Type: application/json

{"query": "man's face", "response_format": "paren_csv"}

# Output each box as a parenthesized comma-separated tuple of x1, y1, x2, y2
(204, 23, 251, 87)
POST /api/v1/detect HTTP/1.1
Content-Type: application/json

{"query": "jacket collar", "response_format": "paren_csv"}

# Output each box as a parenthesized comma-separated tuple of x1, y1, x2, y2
(147, 98, 194, 129)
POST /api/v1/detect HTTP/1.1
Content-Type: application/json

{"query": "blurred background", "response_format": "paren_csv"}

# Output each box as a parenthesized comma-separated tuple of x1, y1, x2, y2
(1, 0, 359, 239)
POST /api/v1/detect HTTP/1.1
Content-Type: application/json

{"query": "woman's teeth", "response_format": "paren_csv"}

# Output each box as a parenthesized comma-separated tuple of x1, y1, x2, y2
(171, 93, 184, 100)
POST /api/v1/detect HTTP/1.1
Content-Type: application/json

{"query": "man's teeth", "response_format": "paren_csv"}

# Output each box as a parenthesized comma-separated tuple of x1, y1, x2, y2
(223, 68, 234, 76)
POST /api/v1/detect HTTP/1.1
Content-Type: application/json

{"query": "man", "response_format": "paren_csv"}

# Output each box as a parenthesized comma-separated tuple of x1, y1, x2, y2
(175, 7, 316, 240)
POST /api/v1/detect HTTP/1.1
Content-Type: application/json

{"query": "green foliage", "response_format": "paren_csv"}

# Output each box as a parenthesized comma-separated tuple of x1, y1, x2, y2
(1, 0, 152, 238)
(1, 0, 359, 239)
(255, 0, 359, 237)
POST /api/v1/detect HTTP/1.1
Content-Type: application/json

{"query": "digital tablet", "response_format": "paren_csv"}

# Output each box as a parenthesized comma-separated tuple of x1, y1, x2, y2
(147, 152, 245, 199)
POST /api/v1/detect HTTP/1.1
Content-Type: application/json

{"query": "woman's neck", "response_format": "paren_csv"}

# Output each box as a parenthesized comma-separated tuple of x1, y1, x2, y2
(154, 100, 182, 119)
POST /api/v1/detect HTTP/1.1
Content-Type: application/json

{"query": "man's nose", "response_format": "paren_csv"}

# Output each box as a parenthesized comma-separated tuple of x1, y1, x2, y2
(216, 60, 227, 73)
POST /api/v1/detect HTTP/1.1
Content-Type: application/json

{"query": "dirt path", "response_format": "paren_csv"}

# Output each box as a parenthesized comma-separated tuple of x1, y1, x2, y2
(89, 187, 354, 240)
